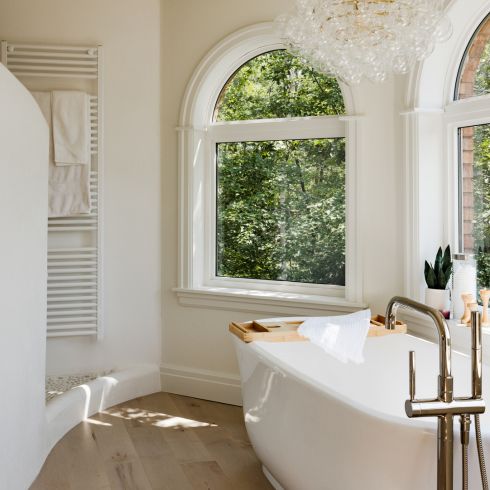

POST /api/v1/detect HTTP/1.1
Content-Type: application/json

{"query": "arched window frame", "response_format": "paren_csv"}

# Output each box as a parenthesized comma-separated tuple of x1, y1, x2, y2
(404, 0, 490, 321)
(175, 23, 364, 314)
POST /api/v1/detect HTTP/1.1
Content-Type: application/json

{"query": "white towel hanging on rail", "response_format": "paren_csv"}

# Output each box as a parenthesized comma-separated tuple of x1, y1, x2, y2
(52, 90, 91, 166)
(31, 91, 91, 217)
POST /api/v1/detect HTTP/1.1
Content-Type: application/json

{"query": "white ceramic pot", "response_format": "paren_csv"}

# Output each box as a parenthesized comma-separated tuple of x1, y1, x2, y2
(425, 288, 451, 312)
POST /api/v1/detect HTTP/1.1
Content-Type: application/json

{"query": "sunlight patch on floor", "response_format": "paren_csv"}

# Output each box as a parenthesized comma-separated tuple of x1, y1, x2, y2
(103, 407, 218, 430)
(85, 417, 112, 426)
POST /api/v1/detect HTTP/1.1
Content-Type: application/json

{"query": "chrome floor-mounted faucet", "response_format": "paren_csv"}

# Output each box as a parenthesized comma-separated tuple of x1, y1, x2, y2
(385, 296, 486, 490)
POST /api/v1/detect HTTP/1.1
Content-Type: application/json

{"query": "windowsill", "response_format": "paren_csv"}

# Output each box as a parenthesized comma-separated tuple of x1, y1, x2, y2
(173, 286, 367, 316)
(401, 309, 490, 362)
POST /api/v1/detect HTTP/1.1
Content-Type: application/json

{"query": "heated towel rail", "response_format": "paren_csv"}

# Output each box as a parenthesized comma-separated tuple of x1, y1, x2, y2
(1, 41, 104, 339)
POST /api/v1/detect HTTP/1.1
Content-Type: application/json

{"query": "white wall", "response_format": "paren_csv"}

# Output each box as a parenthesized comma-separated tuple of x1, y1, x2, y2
(0, 0, 405, 413)
(161, 0, 403, 403)
(0, 0, 162, 375)
(0, 64, 48, 490)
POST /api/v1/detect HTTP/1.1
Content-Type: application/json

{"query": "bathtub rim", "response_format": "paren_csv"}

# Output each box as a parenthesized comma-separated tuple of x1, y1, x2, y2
(262, 465, 285, 490)
(234, 333, 446, 432)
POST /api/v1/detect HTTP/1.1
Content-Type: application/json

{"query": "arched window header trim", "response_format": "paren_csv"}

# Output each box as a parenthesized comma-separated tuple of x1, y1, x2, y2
(179, 22, 355, 130)
(408, 0, 490, 110)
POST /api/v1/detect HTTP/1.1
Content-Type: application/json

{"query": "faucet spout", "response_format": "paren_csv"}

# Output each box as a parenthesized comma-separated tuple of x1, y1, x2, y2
(386, 296, 486, 490)
(386, 296, 455, 490)
(385, 296, 452, 403)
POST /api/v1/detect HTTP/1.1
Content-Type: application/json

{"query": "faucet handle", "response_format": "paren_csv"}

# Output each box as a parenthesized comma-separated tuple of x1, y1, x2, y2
(409, 350, 416, 401)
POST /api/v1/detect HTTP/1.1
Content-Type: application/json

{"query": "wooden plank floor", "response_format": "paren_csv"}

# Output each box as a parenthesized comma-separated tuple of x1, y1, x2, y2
(31, 392, 273, 490)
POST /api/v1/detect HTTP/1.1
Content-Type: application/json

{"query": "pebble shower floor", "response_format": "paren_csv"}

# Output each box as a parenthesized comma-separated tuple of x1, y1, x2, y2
(45, 371, 112, 402)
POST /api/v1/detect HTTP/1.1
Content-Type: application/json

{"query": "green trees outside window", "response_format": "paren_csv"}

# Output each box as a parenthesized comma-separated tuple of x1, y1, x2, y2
(474, 39, 490, 288)
(474, 37, 490, 98)
(471, 123, 490, 288)
(214, 50, 346, 286)
(215, 50, 345, 121)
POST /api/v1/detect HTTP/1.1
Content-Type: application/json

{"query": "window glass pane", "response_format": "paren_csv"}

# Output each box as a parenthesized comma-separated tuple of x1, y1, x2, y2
(214, 50, 345, 121)
(459, 124, 490, 288)
(216, 138, 345, 286)
(456, 15, 490, 99)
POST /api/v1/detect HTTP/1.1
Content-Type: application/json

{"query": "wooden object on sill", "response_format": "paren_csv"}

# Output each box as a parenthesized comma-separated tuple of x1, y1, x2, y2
(229, 316, 407, 343)
(462, 302, 480, 327)
(480, 289, 490, 327)
(461, 293, 475, 325)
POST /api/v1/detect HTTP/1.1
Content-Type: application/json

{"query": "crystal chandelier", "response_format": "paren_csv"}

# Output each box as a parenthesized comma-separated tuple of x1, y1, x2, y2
(275, 0, 452, 84)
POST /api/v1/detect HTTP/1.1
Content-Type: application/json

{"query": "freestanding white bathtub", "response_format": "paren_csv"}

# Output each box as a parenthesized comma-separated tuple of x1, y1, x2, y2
(232, 329, 490, 490)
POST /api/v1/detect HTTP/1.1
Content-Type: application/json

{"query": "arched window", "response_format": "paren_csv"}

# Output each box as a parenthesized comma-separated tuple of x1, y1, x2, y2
(402, 0, 490, 325)
(454, 14, 490, 289)
(176, 25, 362, 313)
(214, 50, 346, 286)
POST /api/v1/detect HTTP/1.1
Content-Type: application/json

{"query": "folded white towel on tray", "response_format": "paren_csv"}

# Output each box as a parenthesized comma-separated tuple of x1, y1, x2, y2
(298, 309, 371, 364)
(31, 91, 91, 217)
(52, 90, 90, 166)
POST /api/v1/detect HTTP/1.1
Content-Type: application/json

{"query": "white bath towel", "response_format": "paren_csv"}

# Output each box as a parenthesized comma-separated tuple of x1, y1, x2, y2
(31, 91, 91, 217)
(52, 90, 90, 166)
(298, 309, 371, 364)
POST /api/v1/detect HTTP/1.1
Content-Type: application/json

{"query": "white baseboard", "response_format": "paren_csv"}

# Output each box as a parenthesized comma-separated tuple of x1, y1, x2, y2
(160, 362, 242, 406)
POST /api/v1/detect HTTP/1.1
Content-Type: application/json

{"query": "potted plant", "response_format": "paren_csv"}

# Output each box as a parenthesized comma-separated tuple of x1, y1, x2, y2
(424, 245, 453, 317)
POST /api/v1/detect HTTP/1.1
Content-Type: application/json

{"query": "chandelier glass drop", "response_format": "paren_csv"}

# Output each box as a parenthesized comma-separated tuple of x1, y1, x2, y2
(275, 0, 452, 84)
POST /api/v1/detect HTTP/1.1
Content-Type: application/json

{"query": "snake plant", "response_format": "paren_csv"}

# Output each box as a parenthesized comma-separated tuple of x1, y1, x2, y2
(424, 245, 453, 290)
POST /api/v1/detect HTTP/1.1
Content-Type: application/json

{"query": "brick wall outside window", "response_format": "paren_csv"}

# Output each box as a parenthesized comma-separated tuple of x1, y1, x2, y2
(457, 18, 490, 252)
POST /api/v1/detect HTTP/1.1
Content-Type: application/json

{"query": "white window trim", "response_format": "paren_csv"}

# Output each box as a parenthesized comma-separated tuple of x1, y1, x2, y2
(403, 0, 490, 303)
(206, 116, 346, 298)
(175, 22, 364, 314)
(445, 97, 490, 256)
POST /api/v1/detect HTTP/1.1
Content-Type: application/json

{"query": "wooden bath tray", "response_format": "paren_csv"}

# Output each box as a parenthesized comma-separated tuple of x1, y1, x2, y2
(229, 320, 306, 343)
(229, 316, 407, 343)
